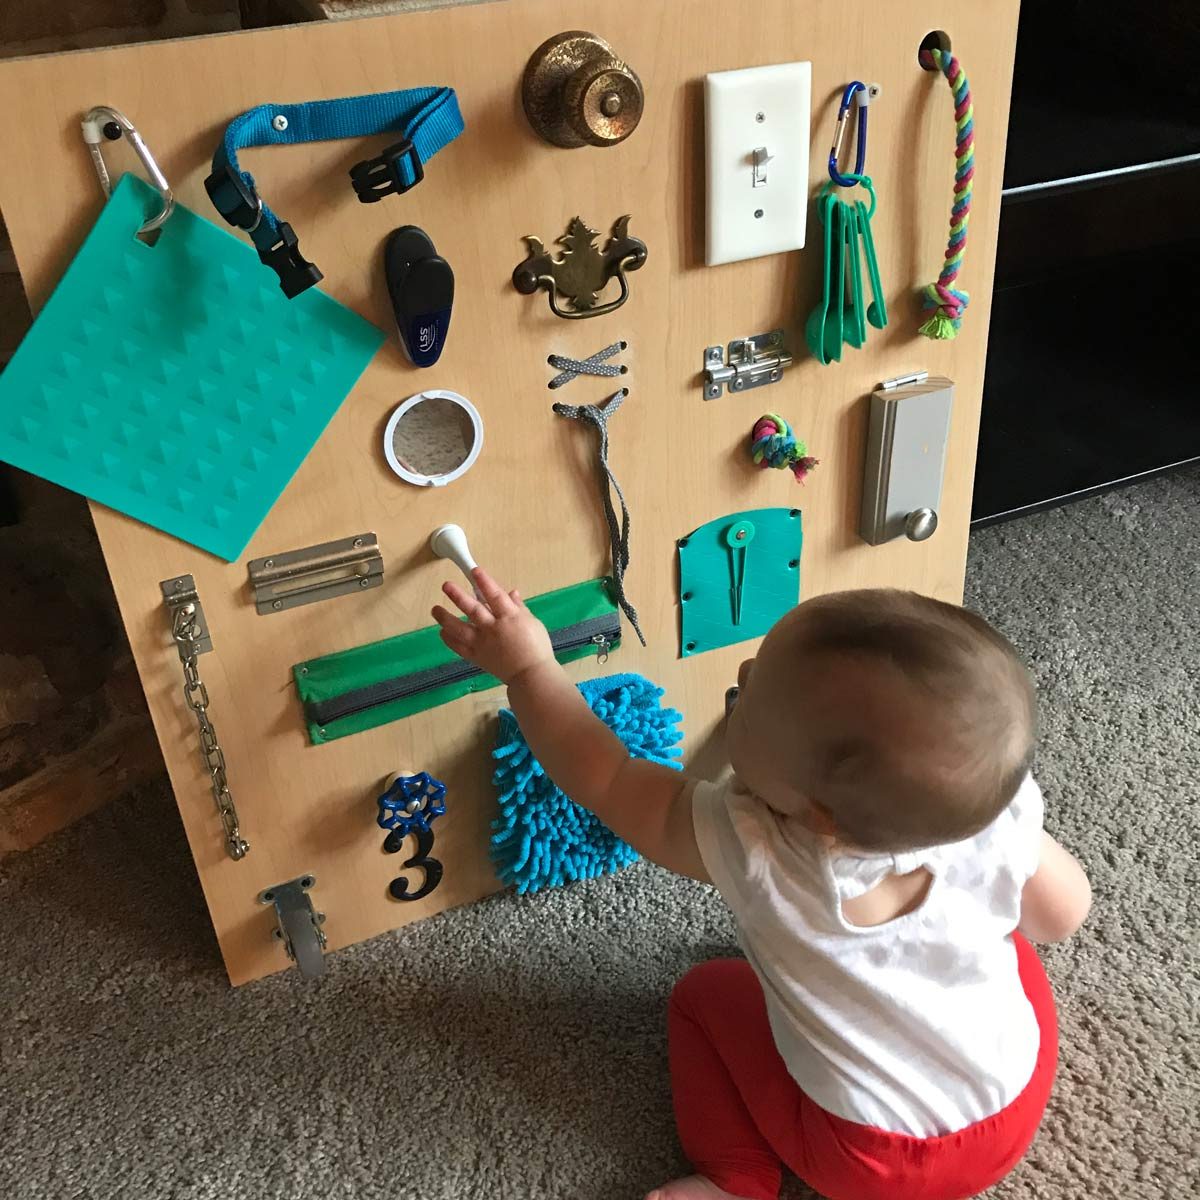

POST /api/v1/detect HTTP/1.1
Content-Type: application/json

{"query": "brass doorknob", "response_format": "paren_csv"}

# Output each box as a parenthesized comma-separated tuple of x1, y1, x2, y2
(522, 30, 644, 148)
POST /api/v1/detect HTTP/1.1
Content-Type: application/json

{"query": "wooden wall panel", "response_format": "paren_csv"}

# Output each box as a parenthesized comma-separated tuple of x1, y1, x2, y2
(0, 0, 1019, 982)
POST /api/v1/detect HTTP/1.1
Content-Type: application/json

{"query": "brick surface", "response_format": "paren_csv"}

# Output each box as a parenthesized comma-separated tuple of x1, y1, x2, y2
(0, 473, 160, 853)
(0, 272, 31, 361)
(0, 1, 167, 43)
(181, 0, 242, 16)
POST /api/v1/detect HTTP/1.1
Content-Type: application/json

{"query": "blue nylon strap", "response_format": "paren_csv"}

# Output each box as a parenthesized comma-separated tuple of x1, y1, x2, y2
(211, 86, 464, 246)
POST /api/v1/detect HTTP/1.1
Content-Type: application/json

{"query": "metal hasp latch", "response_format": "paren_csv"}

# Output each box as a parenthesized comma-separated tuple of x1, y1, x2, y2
(703, 330, 793, 399)
(259, 875, 327, 978)
(160, 575, 212, 657)
(247, 533, 383, 614)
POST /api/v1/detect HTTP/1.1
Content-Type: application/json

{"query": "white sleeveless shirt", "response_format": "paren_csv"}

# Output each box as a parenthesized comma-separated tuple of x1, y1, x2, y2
(691, 772, 1045, 1137)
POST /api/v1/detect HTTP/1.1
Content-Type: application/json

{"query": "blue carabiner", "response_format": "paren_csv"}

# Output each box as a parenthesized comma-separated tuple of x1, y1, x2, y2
(828, 81, 870, 187)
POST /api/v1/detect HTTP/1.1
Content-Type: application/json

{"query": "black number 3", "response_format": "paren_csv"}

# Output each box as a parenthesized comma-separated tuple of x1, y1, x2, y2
(386, 827, 444, 902)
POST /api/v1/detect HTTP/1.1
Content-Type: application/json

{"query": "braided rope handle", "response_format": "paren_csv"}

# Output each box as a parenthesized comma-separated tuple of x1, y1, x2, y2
(919, 47, 974, 340)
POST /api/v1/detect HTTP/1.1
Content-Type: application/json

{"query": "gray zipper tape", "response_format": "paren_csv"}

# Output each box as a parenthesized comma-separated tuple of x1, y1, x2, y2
(306, 613, 621, 728)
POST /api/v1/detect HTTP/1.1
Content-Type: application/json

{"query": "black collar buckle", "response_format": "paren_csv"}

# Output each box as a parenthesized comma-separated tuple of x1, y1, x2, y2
(204, 163, 263, 232)
(349, 138, 425, 203)
(258, 222, 324, 299)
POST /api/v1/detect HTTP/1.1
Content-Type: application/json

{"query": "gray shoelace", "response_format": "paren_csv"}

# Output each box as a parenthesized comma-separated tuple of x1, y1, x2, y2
(547, 341, 628, 390)
(552, 388, 645, 646)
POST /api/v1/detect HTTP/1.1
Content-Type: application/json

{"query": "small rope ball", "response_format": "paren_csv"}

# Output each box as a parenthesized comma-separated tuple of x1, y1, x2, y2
(750, 414, 819, 484)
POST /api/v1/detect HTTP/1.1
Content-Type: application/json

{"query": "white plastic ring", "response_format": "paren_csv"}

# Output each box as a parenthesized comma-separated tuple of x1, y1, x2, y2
(382, 390, 484, 488)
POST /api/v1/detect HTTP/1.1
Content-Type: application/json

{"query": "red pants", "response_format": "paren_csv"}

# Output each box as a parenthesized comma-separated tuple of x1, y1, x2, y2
(668, 935, 1057, 1200)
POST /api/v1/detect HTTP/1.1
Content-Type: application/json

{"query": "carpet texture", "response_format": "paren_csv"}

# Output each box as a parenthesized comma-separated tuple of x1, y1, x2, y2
(2, 468, 1197, 1200)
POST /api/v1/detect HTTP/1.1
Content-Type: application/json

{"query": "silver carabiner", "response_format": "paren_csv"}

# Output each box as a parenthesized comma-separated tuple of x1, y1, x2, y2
(81, 106, 175, 236)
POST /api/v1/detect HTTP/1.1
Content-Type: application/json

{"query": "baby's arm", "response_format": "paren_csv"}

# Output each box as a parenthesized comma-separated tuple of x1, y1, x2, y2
(1018, 831, 1092, 942)
(433, 567, 710, 882)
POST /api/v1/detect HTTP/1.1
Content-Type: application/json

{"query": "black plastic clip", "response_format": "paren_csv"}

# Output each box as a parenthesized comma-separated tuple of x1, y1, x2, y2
(258, 221, 324, 300)
(204, 163, 263, 232)
(350, 138, 425, 203)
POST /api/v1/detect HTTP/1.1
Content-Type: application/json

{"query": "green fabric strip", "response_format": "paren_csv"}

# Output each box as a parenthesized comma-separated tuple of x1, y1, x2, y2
(294, 577, 618, 743)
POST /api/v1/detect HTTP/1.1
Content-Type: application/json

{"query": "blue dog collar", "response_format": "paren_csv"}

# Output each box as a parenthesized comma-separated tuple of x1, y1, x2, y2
(205, 86, 464, 298)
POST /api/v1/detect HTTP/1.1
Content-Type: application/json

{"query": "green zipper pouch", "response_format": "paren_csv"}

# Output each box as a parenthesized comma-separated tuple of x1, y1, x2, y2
(294, 577, 621, 744)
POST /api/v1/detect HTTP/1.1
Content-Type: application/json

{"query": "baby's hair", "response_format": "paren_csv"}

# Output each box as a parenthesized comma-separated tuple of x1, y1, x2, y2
(789, 589, 1036, 851)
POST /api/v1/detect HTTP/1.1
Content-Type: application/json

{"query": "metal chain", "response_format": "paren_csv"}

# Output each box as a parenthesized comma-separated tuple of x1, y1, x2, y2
(172, 603, 249, 860)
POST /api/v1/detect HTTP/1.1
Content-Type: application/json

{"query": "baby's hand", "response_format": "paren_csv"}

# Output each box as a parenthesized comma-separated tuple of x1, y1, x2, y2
(432, 567, 555, 685)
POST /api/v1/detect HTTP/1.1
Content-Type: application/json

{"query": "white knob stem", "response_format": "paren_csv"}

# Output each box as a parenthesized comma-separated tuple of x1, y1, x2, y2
(430, 524, 479, 588)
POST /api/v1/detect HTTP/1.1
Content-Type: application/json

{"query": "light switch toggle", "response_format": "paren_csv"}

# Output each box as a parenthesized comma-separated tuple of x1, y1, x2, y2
(752, 146, 773, 187)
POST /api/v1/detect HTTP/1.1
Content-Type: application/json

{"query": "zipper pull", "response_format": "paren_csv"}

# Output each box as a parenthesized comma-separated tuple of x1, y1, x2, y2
(592, 633, 611, 664)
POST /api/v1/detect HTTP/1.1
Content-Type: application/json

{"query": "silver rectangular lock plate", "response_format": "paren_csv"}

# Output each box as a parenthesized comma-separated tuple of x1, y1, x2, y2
(702, 330, 793, 399)
(247, 533, 384, 614)
(159, 574, 212, 657)
(860, 377, 954, 545)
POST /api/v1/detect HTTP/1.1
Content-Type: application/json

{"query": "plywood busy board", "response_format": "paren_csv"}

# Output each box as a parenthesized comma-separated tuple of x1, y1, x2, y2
(0, 0, 1018, 983)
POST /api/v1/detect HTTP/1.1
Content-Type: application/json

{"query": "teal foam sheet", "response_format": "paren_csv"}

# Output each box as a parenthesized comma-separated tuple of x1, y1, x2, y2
(677, 507, 802, 656)
(0, 175, 385, 560)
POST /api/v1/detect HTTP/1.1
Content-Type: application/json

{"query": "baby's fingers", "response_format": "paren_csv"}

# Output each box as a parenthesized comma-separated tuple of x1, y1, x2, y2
(432, 605, 476, 655)
(472, 568, 517, 616)
(442, 580, 494, 625)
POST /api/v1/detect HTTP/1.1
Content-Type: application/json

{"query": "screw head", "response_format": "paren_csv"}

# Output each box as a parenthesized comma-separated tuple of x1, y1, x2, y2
(359, 577, 370, 588)
(271, 599, 282, 610)
(600, 92, 622, 117)
(352, 538, 363, 548)
(299, 666, 309, 675)
(754, 208, 764, 219)
(272, 114, 289, 132)
(264, 559, 274, 568)
(755, 111, 765, 123)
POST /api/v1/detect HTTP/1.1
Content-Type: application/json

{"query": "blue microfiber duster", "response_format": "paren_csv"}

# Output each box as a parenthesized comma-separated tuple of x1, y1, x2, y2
(490, 673, 684, 893)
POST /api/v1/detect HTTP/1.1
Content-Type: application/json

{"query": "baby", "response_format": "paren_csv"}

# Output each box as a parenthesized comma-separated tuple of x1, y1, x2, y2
(433, 572, 1091, 1200)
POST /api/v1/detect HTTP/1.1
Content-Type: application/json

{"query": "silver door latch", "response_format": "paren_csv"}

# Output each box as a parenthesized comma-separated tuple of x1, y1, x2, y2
(247, 532, 383, 615)
(702, 330, 793, 399)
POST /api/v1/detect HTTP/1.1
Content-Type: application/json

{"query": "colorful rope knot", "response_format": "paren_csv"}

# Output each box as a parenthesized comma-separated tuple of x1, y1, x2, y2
(918, 46, 974, 340)
(750, 414, 819, 484)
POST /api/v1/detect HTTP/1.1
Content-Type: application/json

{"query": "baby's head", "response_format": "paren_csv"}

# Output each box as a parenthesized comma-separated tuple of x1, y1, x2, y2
(727, 589, 1036, 852)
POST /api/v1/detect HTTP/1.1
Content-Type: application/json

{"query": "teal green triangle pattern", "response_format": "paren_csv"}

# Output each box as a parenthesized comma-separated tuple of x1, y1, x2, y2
(0, 174, 385, 560)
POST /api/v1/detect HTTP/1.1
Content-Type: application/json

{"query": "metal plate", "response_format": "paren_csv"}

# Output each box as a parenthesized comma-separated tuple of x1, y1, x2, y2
(247, 533, 383, 615)
(159, 573, 212, 656)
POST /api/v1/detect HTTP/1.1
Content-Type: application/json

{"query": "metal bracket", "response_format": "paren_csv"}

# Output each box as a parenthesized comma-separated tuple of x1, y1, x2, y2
(702, 330, 793, 399)
(247, 533, 383, 615)
(258, 875, 327, 978)
(159, 574, 212, 657)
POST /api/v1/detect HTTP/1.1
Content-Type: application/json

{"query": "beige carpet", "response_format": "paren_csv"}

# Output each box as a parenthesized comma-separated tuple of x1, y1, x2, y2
(2, 467, 1197, 1199)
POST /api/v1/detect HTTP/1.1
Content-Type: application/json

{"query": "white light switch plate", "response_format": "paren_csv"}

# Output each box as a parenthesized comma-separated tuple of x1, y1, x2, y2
(705, 62, 811, 266)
